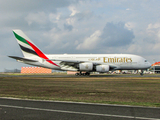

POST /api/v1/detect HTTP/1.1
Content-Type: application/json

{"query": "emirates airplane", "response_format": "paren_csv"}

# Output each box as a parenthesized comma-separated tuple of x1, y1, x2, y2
(9, 30, 151, 76)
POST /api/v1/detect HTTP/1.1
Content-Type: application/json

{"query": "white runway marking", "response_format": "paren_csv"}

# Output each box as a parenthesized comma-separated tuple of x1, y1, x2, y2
(0, 97, 159, 109)
(0, 104, 159, 120)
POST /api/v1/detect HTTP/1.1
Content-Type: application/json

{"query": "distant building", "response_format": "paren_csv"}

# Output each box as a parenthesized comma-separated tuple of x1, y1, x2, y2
(150, 62, 160, 73)
(4, 69, 21, 73)
(21, 67, 52, 74)
(67, 71, 77, 74)
(152, 62, 160, 66)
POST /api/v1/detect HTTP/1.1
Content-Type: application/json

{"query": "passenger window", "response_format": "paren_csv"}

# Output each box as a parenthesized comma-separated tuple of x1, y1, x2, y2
(145, 60, 147, 62)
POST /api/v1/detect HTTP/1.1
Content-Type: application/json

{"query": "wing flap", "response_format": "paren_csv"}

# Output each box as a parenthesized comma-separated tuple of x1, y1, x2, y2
(51, 59, 118, 71)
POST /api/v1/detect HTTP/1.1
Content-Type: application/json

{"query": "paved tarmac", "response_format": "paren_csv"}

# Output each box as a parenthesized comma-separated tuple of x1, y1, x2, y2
(0, 98, 159, 120)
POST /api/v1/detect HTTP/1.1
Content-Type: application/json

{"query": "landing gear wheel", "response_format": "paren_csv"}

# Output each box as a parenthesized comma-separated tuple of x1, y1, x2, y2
(140, 73, 143, 76)
(75, 73, 79, 76)
(85, 72, 90, 76)
(75, 72, 90, 76)
(140, 70, 144, 76)
(79, 72, 82, 76)
(82, 73, 86, 76)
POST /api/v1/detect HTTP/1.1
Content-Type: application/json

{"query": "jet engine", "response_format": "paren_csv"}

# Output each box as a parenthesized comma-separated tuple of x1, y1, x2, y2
(96, 65, 110, 72)
(79, 63, 93, 71)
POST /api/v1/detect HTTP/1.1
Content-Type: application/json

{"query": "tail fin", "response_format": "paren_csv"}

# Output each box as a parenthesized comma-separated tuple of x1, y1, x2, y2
(13, 30, 45, 58)
(13, 30, 60, 67)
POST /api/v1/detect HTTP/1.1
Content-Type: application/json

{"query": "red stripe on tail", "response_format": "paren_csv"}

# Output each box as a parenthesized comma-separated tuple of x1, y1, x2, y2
(26, 40, 60, 67)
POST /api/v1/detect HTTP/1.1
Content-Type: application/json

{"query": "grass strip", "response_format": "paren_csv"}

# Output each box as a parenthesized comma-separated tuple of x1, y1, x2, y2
(0, 76, 160, 107)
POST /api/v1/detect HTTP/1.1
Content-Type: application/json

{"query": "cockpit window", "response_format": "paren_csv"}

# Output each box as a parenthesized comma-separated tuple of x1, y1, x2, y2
(145, 60, 147, 62)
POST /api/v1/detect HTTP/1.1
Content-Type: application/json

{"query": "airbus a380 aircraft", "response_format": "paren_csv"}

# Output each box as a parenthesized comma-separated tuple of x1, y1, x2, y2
(9, 30, 151, 76)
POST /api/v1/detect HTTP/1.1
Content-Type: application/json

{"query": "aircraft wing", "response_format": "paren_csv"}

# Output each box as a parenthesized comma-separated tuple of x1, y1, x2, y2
(50, 59, 117, 70)
(50, 59, 83, 63)
(8, 56, 38, 62)
(50, 59, 102, 65)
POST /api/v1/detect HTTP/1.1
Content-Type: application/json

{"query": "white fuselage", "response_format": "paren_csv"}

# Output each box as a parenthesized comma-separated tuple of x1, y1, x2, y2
(22, 54, 151, 72)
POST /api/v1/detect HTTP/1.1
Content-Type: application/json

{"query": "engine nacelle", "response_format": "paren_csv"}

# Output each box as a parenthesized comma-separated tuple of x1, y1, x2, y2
(79, 63, 93, 71)
(96, 65, 110, 72)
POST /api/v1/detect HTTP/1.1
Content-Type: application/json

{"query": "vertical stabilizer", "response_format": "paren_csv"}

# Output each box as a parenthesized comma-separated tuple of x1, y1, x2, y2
(13, 30, 43, 58)
(13, 30, 59, 67)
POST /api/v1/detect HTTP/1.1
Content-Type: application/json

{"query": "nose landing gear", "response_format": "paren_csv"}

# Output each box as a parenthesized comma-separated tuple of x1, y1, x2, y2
(140, 70, 144, 76)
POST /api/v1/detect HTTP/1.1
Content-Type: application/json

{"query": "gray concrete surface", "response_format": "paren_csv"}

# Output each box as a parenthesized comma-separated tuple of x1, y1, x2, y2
(0, 98, 159, 120)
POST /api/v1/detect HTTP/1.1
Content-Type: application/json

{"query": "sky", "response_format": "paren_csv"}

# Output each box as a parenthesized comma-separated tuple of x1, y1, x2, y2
(0, 0, 160, 71)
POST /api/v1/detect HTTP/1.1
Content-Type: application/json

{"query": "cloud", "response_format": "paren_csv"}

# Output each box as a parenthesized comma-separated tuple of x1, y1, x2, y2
(66, 18, 76, 25)
(76, 30, 101, 50)
(146, 23, 160, 40)
(49, 13, 61, 23)
(68, 6, 80, 16)
(77, 22, 135, 51)
(74, 11, 93, 21)
(25, 12, 48, 25)
(64, 23, 73, 31)
(0, 0, 76, 13)
(147, 23, 160, 29)
(126, 8, 131, 11)
(125, 22, 136, 30)
(65, 10, 93, 26)
(100, 22, 135, 47)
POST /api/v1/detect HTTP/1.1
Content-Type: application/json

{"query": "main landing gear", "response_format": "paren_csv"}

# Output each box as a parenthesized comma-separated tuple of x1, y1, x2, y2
(75, 72, 90, 76)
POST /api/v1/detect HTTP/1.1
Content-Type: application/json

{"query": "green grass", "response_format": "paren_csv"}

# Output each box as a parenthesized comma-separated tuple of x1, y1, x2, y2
(0, 76, 160, 107)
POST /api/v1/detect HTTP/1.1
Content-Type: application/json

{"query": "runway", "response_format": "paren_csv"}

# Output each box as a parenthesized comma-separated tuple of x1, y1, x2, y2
(0, 98, 159, 120)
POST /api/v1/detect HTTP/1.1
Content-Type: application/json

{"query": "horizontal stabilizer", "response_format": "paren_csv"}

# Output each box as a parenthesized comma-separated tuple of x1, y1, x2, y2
(8, 56, 38, 62)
